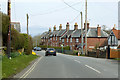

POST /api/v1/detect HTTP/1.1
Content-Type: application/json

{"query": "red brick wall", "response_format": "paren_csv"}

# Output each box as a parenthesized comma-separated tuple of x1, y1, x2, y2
(86, 38, 107, 51)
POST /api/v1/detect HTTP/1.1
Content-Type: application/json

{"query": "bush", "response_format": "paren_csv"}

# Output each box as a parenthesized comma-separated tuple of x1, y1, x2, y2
(10, 52, 20, 58)
(22, 34, 33, 55)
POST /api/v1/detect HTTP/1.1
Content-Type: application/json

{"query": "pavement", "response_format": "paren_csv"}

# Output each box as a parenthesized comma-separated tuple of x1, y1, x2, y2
(14, 50, 118, 78)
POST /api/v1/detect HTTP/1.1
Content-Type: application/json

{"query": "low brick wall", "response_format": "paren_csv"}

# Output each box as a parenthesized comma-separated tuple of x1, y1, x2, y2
(110, 49, 120, 58)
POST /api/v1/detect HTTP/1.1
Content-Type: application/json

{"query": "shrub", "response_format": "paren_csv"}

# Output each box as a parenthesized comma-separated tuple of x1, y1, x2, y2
(10, 52, 20, 58)
(22, 34, 33, 55)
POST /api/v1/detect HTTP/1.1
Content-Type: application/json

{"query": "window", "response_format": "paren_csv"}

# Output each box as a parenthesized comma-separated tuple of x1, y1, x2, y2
(70, 38, 72, 42)
(56, 37, 57, 41)
(50, 38, 52, 41)
(53, 37, 55, 41)
(67, 38, 69, 43)
(62, 39, 64, 42)
(76, 38, 79, 43)
(59, 37, 61, 41)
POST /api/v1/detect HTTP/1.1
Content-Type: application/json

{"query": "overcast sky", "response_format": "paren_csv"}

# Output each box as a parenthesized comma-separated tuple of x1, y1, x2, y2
(0, 0, 119, 37)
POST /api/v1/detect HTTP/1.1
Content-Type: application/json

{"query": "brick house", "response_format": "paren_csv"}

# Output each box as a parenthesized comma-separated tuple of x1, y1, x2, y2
(41, 22, 108, 51)
(108, 26, 120, 49)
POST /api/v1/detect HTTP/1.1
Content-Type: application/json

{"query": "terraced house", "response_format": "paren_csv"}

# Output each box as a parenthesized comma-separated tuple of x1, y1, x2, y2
(41, 22, 108, 51)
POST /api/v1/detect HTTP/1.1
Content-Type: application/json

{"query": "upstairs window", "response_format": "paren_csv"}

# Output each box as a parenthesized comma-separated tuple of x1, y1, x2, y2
(59, 37, 61, 41)
(62, 39, 64, 43)
(70, 38, 72, 42)
(67, 38, 69, 43)
(56, 37, 57, 41)
(76, 38, 79, 43)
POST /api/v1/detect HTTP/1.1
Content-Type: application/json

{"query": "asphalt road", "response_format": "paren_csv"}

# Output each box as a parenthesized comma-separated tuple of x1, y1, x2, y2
(14, 50, 118, 78)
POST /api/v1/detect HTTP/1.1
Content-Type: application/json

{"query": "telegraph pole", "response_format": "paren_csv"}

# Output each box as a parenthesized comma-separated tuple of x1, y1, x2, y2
(80, 12, 83, 54)
(7, 0, 11, 59)
(85, 0, 88, 55)
(27, 14, 29, 35)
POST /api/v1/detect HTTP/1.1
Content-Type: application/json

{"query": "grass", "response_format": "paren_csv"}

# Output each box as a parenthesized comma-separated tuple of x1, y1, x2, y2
(2, 54, 39, 78)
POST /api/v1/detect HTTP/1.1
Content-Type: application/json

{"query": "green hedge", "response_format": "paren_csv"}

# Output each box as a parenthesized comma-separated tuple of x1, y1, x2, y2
(38, 45, 70, 50)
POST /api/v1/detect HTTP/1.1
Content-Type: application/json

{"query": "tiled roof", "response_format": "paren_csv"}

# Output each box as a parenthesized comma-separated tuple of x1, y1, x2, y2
(87, 28, 108, 37)
(62, 30, 74, 38)
(57, 29, 66, 36)
(50, 30, 59, 37)
(41, 32, 48, 39)
(71, 29, 81, 38)
(112, 29, 120, 40)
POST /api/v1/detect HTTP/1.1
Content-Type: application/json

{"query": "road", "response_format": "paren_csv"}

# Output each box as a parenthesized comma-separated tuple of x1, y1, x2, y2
(14, 50, 118, 78)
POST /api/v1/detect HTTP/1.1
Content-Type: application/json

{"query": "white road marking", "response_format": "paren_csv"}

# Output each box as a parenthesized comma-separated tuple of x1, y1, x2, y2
(85, 65, 101, 74)
(74, 60, 81, 63)
(19, 56, 43, 79)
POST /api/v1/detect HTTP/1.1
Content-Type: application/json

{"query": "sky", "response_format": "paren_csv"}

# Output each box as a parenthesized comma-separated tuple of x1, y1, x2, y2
(0, 0, 119, 37)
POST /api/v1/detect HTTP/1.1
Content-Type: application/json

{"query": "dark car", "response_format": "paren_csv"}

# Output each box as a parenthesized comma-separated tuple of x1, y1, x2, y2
(36, 47, 42, 51)
(45, 48, 56, 56)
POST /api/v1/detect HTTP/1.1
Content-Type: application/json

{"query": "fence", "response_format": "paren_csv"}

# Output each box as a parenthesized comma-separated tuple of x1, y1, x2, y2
(110, 49, 120, 58)
(88, 50, 106, 58)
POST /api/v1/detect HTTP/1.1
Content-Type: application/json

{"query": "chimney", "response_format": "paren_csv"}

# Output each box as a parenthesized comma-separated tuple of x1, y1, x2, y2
(97, 24, 101, 37)
(74, 23, 78, 30)
(66, 22, 69, 31)
(113, 24, 116, 30)
(84, 21, 89, 30)
(59, 24, 62, 31)
(49, 28, 51, 32)
(53, 25, 56, 31)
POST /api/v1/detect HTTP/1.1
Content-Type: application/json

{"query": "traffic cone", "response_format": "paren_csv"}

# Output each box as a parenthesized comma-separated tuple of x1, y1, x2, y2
(78, 52, 80, 56)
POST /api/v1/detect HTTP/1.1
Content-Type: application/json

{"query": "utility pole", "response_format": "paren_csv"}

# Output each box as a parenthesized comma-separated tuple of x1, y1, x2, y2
(80, 12, 83, 54)
(27, 14, 29, 35)
(36, 40, 37, 47)
(85, 0, 88, 55)
(7, 0, 11, 59)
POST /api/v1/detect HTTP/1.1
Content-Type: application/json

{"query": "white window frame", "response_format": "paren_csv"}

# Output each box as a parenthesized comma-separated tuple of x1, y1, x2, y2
(70, 38, 72, 42)
(67, 38, 69, 43)
(56, 36, 57, 41)
(59, 37, 61, 41)
(62, 39, 64, 43)
(76, 38, 79, 43)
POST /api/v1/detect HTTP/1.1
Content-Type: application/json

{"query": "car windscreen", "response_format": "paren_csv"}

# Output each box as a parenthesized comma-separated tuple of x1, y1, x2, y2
(48, 48, 54, 51)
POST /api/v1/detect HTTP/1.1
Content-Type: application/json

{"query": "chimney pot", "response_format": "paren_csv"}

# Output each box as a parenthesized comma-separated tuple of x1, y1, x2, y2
(74, 22, 78, 30)
(59, 24, 62, 30)
(54, 25, 56, 31)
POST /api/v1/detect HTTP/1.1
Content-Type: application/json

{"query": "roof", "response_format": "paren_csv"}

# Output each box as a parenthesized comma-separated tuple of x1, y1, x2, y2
(87, 28, 108, 37)
(71, 29, 81, 38)
(41, 32, 48, 39)
(62, 30, 74, 38)
(112, 29, 120, 40)
(41, 31, 52, 39)
(57, 29, 66, 36)
(50, 30, 59, 37)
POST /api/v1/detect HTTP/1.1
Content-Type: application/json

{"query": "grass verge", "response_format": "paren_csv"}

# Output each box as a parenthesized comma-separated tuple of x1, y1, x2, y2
(2, 54, 39, 78)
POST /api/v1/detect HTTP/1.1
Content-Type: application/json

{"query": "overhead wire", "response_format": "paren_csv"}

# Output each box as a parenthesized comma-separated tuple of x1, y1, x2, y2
(62, 0, 80, 12)
(30, 1, 81, 17)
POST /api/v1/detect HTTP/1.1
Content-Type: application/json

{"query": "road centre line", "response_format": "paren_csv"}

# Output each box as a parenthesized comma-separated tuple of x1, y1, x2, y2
(19, 56, 43, 79)
(85, 65, 101, 74)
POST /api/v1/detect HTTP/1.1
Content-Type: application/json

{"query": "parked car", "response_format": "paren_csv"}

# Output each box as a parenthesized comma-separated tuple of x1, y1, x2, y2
(36, 47, 42, 51)
(33, 47, 37, 51)
(45, 48, 56, 56)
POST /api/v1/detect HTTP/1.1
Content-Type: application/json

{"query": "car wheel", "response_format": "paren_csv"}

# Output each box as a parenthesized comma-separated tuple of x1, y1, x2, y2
(54, 54, 56, 56)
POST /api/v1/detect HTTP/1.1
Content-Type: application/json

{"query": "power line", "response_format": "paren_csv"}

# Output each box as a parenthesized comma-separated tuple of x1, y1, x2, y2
(30, 1, 81, 17)
(70, 13, 80, 24)
(62, 0, 80, 12)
